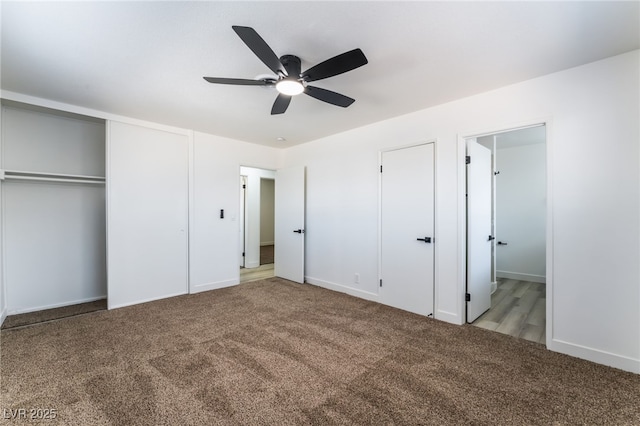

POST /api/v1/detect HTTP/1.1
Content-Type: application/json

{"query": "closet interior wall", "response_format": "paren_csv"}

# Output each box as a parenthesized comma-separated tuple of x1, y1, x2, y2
(1, 100, 107, 315)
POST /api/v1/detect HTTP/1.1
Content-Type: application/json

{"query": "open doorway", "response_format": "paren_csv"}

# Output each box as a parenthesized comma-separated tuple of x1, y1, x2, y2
(466, 125, 547, 344)
(239, 166, 276, 283)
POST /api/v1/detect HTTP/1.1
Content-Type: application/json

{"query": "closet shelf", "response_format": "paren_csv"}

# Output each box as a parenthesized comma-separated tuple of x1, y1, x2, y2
(1, 169, 106, 185)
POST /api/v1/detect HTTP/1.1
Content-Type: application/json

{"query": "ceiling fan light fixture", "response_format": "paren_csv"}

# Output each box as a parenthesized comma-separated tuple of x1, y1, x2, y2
(276, 79, 304, 96)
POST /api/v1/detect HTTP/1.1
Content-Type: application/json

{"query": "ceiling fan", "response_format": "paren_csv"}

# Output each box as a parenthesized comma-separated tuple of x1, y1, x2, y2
(203, 26, 368, 115)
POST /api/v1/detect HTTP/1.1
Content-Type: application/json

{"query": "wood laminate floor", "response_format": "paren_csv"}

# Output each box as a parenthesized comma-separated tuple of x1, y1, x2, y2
(240, 263, 275, 283)
(472, 278, 546, 345)
(260, 244, 274, 265)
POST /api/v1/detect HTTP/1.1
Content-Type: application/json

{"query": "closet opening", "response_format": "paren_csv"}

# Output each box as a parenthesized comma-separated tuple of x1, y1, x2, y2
(466, 124, 547, 345)
(0, 100, 107, 329)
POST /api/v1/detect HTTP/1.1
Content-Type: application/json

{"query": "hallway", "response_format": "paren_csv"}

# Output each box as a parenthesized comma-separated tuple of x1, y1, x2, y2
(472, 278, 546, 344)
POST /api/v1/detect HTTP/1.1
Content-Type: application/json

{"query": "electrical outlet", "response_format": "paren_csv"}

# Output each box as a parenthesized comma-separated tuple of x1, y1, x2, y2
(354, 273, 360, 284)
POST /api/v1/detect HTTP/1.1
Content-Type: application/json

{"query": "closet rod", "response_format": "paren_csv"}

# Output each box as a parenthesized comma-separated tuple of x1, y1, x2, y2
(2, 169, 105, 180)
(3, 175, 105, 185)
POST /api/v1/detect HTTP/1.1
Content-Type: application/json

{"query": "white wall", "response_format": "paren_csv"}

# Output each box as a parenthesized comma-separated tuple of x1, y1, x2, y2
(0, 190, 3, 326)
(4, 182, 106, 313)
(260, 178, 275, 246)
(190, 133, 280, 293)
(2, 104, 106, 176)
(495, 142, 546, 282)
(0, 77, 5, 325)
(282, 50, 640, 373)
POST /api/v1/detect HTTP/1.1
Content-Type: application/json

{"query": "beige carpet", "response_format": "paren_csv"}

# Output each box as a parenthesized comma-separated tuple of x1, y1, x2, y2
(1, 278, 638, 425)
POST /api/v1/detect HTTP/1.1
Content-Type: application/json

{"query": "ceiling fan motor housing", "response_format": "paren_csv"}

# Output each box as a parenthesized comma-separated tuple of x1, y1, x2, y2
(280, 55, 302, 78)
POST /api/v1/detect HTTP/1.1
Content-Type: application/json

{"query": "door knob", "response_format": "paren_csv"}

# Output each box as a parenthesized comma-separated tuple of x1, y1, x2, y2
(293, 229, 305, 234)
(416, 237, 432, 243)
(497, 241, 508, 246)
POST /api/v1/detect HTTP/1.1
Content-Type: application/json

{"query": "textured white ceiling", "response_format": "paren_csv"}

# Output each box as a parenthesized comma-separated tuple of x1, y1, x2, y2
(2, 1, 638, 148)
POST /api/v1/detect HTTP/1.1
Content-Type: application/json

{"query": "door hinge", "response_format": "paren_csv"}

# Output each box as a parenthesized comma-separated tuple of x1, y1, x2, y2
(380, 165, 383, 173)
(242, 184, 246, 189)
(465, 156, 471, 164)
(379, 279, 383, 287)
(465, 293, 471, 302)
(242, 252, 245, 257)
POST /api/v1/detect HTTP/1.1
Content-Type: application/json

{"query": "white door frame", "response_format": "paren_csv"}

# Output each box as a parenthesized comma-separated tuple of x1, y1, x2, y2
(239, 166, 276, 269)
(378, 140, 437, 315)
(489, 136, 498, 293)
(457, 119, 552, 346)
(239, 175, 247, 267)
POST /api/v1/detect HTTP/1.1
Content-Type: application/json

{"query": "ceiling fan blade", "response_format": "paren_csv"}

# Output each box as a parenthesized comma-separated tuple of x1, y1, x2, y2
(203, 77, 273, 86)
(232, 26, 287, 76)
(271, 94, 292, 115)
(304, 86, 355, 108)
(301, 48, 368, 82)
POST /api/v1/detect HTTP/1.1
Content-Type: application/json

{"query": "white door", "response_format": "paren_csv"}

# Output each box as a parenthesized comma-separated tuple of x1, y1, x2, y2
(466, 139, 492, 322)
(107, 121, 189, 309)
(380, 143, 434, 317)
(274, 166, 305, 283)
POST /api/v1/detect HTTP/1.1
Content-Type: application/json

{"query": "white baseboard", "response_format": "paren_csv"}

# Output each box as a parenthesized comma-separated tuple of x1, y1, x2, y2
(496, 270, 546, 283)
(0, 307, 6, 327)
(548, 338, 640, 374)
(244, 261, 260, 269)
(305, 277, 379, 302)
(8, 295, 107, 316)
(108, 291, 186, 310)
(306, 277, 464, 325)
(491, 281, 498, 294)
(190, 279, 238, 294)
